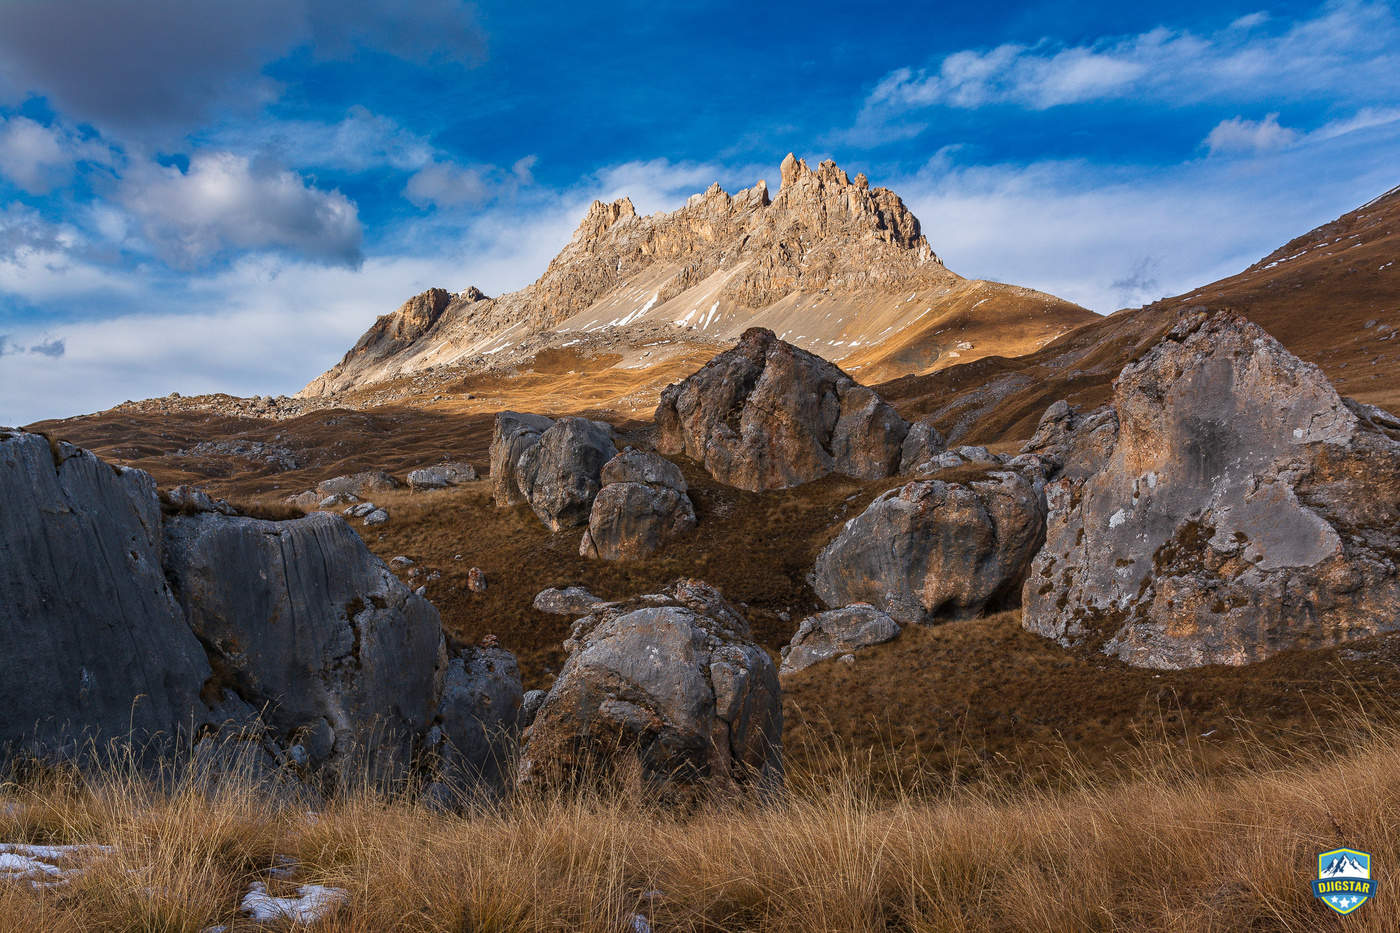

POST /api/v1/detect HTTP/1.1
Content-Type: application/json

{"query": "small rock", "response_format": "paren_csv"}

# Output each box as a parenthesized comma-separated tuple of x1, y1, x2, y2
(533, 585, 607, 615)
(363, 508, 389, 526)
(467, 567, 487, 593)
(390, 556, 415, 569)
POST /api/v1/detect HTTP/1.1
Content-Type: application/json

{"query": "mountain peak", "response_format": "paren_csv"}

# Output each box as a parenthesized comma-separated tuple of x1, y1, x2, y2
(300, 154, 1090, 399)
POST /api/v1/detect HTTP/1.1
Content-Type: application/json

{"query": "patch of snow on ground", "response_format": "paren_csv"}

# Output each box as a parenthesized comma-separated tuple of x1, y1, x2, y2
(0, 842, 113, 889)
(241, 882, 348, 924)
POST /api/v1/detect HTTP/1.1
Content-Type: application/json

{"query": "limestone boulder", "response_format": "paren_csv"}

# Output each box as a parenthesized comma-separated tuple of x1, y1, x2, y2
(580, 449, 697, 560)
(812, 471, 1047, 624)
(408, 462, 478, 490)
(655, 328, 909, 491)
(431, 647, 523, 788)
(1022, 311, 1400, 668)
(489, 412, 555, 507)
(0, 430, 213, 759)
(516, 417, 617, 531)
(898, 417, 947, 473)
(517, 580, 782, 798)
(780, 605, 901, 675)
(0, 429, 524, 791)
(1020, 400, 1119, 482)
(533, 585, 609, 616)
(315, 470, 400, 499)
(163, 510, 450, 781)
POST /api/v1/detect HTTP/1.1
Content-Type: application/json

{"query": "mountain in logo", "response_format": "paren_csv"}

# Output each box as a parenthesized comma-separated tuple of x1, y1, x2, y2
(1321, 854, 1368, 878)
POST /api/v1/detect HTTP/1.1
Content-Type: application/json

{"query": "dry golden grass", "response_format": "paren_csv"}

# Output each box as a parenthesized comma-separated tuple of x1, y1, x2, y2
(2, 713, 1398, 932)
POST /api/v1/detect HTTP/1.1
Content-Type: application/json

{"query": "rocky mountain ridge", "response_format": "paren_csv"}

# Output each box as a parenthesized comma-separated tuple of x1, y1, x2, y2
(300, 154, 1092, 401)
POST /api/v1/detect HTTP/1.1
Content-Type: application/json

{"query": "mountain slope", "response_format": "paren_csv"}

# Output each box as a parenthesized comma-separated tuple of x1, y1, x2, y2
(883, 182, 1400, 447)
(301, 155, 1094, 405)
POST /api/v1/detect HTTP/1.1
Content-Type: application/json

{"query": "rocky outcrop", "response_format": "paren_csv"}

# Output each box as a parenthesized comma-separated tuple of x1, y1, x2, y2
(656, 328, 910, 491)
(580, 449, 697, 560)
(1022, 311, 1400, 668)
(898, 417, 948, 473)
(516, 417, 617, 531)
(407, 462, 478, 490)
(301, 287, 483, 397)
(780, 605, 901, 675)
(813, 471, 1047, 624)
(1020, 401, 1119, 482)
(489, 412, 555, 507)
(0, 430, 214, 760)
(163, 510, 449, 781)
(517, 580, 782, 798)
(430, 647, 522, 788)
(0, 429, 521, 790)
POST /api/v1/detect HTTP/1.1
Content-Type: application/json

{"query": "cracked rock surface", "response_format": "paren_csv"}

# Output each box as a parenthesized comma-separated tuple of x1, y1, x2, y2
(1022, 311, 1400, 668)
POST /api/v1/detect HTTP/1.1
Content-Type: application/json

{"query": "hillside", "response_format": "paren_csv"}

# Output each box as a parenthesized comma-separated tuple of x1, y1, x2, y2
(884, 181, 1400, 447)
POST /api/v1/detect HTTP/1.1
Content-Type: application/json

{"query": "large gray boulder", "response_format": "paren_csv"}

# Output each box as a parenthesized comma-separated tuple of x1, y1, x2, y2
(517, 580, 782, 799)
(580, 449, 697, 560)
(655, 327, 909, 491)
(163, 510, 449, 781)
(0, 428, 522, 791)
(407, 461, 478, 490)
(431, 647, 523, 789)
(516, 417, 617, 532)
(780, 605, 901, 675)
(489, 412, 555, 507)
(1023, 311, 1400, 668)
(533, 585, 609, 616)
(1020, 400, 1119, 483)
(0, 430, 213, 759)
(315, 470, 400, 499)
(812, 471, 1047, 624)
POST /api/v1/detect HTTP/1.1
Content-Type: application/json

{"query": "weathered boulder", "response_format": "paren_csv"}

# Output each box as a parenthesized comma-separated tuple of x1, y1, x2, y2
(580, 449, 697, 560)
(0, 428, 523, 790)
(430, 647, 523, 788)
(516, 417, 617, 531)
(813, 471, 1047, 624)
(489, 412, 555, 507)
(1023, 311, 1400, 668)
(533, 585, 609, 616)
(0, 430, 214, 759)
(408, 462, 478, 490)
(315, 470, 400, 499)
(517, 580, 782, 798)
(655, 327, 909, 491)
(780, 605, 901, 675)
(1020, 400, 1119, 482)
(163, 510, 450, 781)
(898, 417, 947, 472)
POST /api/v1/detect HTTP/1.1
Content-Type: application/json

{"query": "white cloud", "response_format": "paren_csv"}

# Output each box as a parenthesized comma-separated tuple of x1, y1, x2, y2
(846, 1, 1400, 141)
(0, 116, 111, 194)
(1204, 105, 1400, 156)
(1205, 113, 1300, 154)
(892, 117, 1400, 313)
(404, 160, 491, 208)
(115, 151, 363, 267)
(205, 105, 436, 174)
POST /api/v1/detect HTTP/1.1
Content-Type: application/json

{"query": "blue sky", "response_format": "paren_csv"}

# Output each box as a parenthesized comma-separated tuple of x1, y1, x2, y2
(1, 0, 1398, 423)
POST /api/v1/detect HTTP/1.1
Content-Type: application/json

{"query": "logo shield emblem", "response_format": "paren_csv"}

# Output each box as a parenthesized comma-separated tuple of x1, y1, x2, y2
(1314, 848, 1374, 915)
